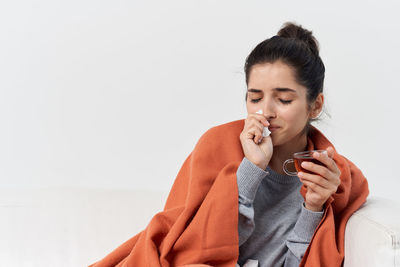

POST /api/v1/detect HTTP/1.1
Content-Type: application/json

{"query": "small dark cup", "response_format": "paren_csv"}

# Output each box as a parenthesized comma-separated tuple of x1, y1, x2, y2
(283, 150, 328, 176)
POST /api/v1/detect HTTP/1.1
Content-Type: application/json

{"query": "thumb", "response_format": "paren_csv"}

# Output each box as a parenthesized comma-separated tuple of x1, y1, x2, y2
(326, 146, 335, 159)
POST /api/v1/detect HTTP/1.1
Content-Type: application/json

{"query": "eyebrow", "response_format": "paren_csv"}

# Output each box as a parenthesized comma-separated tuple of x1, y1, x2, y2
(247, 88, 297, 93)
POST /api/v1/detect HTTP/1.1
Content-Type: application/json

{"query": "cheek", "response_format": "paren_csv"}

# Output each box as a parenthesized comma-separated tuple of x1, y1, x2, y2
(281, 107, 308, 126)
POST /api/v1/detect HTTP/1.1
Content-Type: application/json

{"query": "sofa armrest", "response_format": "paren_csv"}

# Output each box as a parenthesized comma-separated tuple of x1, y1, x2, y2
(344, 196, 400, 267)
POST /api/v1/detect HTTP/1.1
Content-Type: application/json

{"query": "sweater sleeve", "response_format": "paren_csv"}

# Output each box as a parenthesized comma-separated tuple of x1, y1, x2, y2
(283, 202, 324, 267)
(236, 157, 269, 246)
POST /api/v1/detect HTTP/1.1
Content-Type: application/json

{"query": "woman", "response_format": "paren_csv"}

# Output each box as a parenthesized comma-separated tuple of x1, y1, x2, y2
(237, 22, 341, 266)
(89, 22, 369, 267)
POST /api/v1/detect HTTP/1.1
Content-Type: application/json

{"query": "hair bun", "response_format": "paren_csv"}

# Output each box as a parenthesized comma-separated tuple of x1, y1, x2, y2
(277, 22, 320, 56)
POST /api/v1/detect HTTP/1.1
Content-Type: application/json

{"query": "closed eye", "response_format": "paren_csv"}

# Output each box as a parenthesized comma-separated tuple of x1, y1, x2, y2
(249, 99, 261, 103)
(250, 98, 293, 105)
(279, 99, 292, 105)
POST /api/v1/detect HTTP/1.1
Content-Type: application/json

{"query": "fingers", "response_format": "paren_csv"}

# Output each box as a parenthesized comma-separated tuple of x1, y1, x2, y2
(298, 171, 332, 190)
(299, 147, 341, 189)
(311, 149, 339, 174)
(246, 123, 264, 143)
(246, 113, 269, 127)
(300, 176, 338, 202)
(301, 179, 328, 194)
(300, 161, 340, 187)
(301, 178, 333, 206)
(300, 160, 332, 182)
(244, 114, 270, 144)
(299, 171, 338, 195)
(296, 148, 341, 210)
(326, 146, 335, 159)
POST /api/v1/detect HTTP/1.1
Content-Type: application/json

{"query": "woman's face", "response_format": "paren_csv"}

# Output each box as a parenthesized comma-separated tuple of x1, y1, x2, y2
(246, 60, 321, 147)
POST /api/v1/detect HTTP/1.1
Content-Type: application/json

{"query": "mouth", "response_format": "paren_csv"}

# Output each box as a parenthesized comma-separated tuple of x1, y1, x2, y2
(268, 126, 280, 132)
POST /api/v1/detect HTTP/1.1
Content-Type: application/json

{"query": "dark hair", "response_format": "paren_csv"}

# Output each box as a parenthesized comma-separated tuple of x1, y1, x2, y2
(244, 22, 327, 133)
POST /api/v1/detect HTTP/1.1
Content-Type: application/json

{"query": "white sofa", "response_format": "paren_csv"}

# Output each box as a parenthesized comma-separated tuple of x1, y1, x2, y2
(0, 187, 399, 267)
(344, 196, 400, 266)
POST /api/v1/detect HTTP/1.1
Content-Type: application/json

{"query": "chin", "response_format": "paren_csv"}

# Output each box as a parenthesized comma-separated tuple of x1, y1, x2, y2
(270, 135, 281, 147)
(270, 132, 290, 147)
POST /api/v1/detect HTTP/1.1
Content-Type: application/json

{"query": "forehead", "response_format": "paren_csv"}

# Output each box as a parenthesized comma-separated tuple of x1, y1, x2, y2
(247, 61, 306, 95)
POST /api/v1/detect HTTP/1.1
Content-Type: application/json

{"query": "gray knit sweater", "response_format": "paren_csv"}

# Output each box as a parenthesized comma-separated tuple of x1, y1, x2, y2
(236, 157, 324, 267)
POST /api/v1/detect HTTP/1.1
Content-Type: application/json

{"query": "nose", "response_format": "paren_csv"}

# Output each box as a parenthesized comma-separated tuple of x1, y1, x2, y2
(261, 103, 276, 121)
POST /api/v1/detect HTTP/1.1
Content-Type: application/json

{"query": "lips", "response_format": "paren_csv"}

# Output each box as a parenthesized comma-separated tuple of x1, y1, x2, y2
(268, 126, 280, 132)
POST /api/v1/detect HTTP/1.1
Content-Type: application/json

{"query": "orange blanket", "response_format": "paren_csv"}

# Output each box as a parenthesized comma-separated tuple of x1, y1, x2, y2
(88, 119, 369, 267)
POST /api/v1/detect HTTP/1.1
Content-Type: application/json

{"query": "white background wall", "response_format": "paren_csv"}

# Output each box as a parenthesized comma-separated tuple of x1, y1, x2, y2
(1, 0, 399, 201)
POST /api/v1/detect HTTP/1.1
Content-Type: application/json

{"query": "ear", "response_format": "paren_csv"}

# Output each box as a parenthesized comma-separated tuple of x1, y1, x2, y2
(310, 93, 324, 119)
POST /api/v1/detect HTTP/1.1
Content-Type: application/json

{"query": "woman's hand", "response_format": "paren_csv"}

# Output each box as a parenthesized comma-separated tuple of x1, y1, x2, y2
(298, 146, 341, 212)
(239, 112, 273, 170)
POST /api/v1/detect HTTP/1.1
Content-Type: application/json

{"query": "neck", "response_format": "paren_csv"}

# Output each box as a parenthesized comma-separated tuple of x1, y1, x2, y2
(268, 131, 309, 175)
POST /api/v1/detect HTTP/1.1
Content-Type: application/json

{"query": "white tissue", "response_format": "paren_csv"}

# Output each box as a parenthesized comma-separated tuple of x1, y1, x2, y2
(255, 109, 271, 137)
(262, 127, 271, 137)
